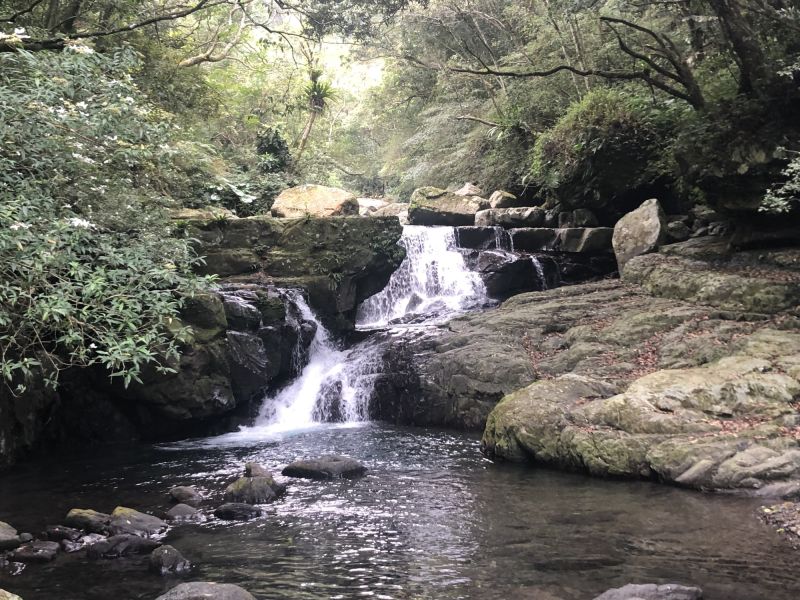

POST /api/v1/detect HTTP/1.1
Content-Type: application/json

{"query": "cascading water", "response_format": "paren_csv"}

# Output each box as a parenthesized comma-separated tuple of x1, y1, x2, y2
(357, 225, 488, 328)
(225, 225, 490, 438)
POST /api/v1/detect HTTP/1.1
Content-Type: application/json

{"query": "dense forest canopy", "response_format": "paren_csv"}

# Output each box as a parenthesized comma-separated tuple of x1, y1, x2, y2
(1, 0, 799, 391)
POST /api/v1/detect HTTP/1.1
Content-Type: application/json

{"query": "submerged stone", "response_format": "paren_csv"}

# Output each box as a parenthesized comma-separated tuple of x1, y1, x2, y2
(169, 486, 203, 508)
(155, 582, 256, 600)
(593, 583, 703, 600)
(109, 507, 167, 537)
(282, 455, 367, 480)
(86, 535, 161, 559)
(149, 545, 192, 575)
(11, 541, 60, 563)
(0, 522, 20, 551)
(213, 503, 263, 521)
(64, 509, 111, 534)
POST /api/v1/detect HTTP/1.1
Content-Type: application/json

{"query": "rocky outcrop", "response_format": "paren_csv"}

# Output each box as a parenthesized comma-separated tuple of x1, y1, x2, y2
(408, 187, 489, 226)
(184, 215, 405, 327)
(271, 184, 358, 218)
(624, 242, 800, 315)
(372, 253, 799, 435)
(612, 198, 668, 273)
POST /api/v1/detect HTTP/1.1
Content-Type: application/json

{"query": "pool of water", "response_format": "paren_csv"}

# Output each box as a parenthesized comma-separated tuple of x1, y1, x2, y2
(0, 423, 796, 600)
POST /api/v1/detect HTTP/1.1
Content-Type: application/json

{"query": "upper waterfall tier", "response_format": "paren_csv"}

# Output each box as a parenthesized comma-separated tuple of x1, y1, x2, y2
(356, 225, 488, 328)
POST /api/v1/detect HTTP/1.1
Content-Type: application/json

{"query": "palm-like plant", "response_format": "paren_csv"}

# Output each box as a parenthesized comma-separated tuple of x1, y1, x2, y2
(295, 69, 336, 160)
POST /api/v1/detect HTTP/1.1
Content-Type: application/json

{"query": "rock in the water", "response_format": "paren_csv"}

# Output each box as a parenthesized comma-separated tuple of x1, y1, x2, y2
(149, 545, 192, 575)
(165, 504, 201, 522)
(271, 184, 358, 218)
(0, 522, 20, 551)
(408, 186, 489, 226)
(282, 455, 366, 480)
(64, 509, 111, 534)
(155, 582, 256, 600)
(42, 525, 81, 542)
(109, 507, 167, 537)
(0, 589, 23, 600)
(593, 583, 703, 600)
(214, 503, 263, 521)
(169, 486, 203, 508)
(612, 198, 668, 273)
(86, 535, 161, 559)
(475, 207, 545, 228)
(223, 476, 283, 504)
(11, 541, 60, 563)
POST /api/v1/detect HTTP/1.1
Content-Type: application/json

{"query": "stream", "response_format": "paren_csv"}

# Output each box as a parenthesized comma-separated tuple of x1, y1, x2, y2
(1, 226, 798, 600)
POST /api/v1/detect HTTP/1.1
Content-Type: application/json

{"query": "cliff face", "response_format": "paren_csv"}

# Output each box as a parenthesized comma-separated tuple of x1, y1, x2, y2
(0, 215, 405, 469)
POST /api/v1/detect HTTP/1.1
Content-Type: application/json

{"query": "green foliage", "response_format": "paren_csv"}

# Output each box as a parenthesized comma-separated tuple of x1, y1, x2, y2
(762, 152, 800, 214)
(0, 47, 209, 392)
(530, 89, 679, 208)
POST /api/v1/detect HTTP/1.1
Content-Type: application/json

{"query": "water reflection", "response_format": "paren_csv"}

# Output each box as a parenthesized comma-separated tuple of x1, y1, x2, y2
(0, 424, 797, 600)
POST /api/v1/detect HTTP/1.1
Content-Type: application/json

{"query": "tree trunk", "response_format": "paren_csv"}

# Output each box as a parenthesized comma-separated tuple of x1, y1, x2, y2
(295, 110, 318, 160)
(706, 0, 772, 95)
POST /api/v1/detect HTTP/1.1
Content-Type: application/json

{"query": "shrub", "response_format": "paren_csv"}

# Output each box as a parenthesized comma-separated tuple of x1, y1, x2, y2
(0, 46, 209, 392)
(530, 88, 679, 215)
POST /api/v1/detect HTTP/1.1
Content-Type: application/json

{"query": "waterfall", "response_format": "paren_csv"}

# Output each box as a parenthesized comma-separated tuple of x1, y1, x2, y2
(234, 225, 488, 436)
(357, 225, 488, 328)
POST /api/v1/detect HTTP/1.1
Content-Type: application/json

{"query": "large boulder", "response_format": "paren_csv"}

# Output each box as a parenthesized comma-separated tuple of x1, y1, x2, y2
(475, 207, 545, 228)
(155, 582, 256, 600)
(612, 198, 668, 273)
(454, 182, 483, 196)
(271, 185, 358, 218)
(282, 455, 367, 480)
(408, 187, 489, 226)
(0, 522, 20, 551)
(593, 583, 703, 600)
(0, 590, 22, 600)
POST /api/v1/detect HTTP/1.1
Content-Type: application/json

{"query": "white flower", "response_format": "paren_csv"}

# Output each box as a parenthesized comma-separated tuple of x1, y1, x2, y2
(88, 343, 97, 349)
(9, 222, 31, 230)
(13, 28, 30, 39)
(122, 96, 135, 104)
(67, 44, 95, 54)
(71, 152, 96, 165)
(75, 101, 88, 110)
(67, 217, 95, 229)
